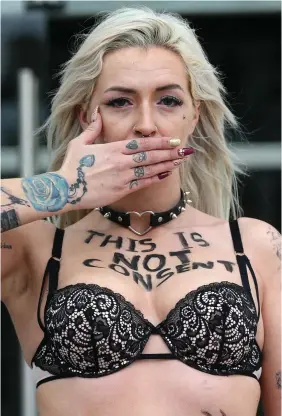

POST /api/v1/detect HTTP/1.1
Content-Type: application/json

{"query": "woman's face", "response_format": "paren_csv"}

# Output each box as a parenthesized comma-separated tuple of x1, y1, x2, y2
(80, 46, 199, 145)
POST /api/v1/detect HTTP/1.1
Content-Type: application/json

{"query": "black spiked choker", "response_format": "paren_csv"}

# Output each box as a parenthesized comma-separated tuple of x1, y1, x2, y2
(94, 189, 191, 236)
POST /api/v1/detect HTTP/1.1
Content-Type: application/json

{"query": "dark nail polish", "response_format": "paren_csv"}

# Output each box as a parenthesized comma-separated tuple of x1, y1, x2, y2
(158, 171, 172, 180)
(178, 147, 195, 157)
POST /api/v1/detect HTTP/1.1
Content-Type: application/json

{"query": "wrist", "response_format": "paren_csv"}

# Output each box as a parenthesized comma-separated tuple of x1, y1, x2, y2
(21, 171, 73, 215)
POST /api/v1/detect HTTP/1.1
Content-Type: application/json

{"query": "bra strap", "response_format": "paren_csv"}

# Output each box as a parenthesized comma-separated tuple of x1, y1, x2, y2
(49, 228, 65, 293)
(229, 220, 260, 322)
(37, 228, 65, 332)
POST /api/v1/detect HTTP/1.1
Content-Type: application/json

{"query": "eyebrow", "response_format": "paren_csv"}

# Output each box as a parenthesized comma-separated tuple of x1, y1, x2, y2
(104, 84, 185, 94)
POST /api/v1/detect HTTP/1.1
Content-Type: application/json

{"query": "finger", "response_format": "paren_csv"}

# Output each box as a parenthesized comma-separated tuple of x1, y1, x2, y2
(128, 158, 186, 182)
(127, 147, 195, 168)
(80, 107, 102, 145)
(120, 136, 182, 155)
(127, 171, 173, 192)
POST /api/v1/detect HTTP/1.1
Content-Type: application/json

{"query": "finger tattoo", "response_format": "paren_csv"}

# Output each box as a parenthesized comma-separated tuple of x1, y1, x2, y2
(129, 180, 138, 189)
(126, 140, 138, 150)
(134, 167, 145, 178)
(133, 152, 147, 163)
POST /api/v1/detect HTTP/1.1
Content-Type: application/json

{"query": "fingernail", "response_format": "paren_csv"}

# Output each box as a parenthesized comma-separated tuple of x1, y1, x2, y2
(168, 138, 181, 147)
(158, 171, 172, 180)
(91, 106, 99, 122)
(177, 147, 195, 157)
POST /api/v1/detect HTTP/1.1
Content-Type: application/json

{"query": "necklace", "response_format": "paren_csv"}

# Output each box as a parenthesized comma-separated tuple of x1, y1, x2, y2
(95, 189, 191, 236)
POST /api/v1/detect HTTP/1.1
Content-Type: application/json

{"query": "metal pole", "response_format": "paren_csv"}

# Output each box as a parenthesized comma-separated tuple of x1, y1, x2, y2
(18, 68, 38, 416)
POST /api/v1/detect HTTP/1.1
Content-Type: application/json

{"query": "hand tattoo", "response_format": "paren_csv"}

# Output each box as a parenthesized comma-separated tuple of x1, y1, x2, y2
(134, 167, 145, 178)
(133, 152, 147, 163)
(22, 173, 69, 212)
(68, 155, 95, 205)
(129, 180, 138, 189)
(21, 155, 95, 211)
(126, 140, 138, 150)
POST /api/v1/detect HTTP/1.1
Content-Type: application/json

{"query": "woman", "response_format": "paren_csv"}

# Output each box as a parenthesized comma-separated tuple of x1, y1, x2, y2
(1, 6, 281, 416)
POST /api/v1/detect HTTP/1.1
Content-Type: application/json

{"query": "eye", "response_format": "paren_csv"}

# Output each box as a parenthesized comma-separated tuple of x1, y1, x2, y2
(105, 95, 183, 108)
(105, 98, 131, 108)
(159, 96, 183, 107)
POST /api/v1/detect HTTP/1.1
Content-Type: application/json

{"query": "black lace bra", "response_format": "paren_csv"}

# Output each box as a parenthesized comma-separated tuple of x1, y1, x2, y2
(31, 220, 262, 388)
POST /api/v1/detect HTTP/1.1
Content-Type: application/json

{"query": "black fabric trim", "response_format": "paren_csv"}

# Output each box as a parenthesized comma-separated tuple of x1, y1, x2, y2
(52, 228, 65, 259)
(35, 366, 261, 389)
(245, 256, 261, 323)
(36, 228, 65, 331)
(136, 353, 176, 359)
(48, 257, 61, 294)
(49, 228, 65, 294)
(37, 374, 76, 388)
(37, 258, 54, 332)
(229, 220, 260, 320)
(236, 254, 255, 307)
(229, 219, 244, 254)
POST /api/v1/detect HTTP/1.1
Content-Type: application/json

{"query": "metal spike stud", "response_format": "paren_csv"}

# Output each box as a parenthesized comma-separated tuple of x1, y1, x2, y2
(181, 207, 186, 212)
(104, 212, 111, 218)
(158, 217, 163, 223)
(118, 216, 123, 222)
(94, 207, 101, 211)
(170, 213, 177, 219)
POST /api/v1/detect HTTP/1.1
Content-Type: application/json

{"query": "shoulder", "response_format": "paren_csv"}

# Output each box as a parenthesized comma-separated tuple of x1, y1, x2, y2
(237, 216, 280, 258)
(236, 217, 281, 283)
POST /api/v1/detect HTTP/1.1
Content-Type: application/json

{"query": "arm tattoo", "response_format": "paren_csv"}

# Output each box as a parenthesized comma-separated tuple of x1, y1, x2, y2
(126, 140, 138, 150)
(1, 208, 20, 232)
(267, 226, 281, 260)
(21, 155, 95, 212)
(134, 167, 145, 178)
(276, 371, 281, 389)
(1, 186, 27, 232)
(133, 152, 147, 163)
(1, 186, 30, 208)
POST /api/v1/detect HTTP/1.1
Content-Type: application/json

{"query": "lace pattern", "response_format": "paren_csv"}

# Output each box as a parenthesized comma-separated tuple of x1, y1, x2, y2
(33, 284, 153, 377)
(157, 282, 261, 375)
(32, 281, 262, 379)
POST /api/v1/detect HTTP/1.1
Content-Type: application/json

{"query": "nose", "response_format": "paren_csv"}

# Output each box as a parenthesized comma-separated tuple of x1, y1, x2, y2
(133, 106, 158, 137)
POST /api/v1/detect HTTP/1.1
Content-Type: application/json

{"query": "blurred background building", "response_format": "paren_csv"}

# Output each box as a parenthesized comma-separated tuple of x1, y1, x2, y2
(1, 1, 281, 415)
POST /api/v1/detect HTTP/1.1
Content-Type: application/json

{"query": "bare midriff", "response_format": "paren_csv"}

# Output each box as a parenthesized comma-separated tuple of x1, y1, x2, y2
(37, 359, 261, 416)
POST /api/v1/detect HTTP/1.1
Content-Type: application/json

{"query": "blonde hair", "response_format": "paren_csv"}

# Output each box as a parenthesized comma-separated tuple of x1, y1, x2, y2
(41, 6, 246, 228)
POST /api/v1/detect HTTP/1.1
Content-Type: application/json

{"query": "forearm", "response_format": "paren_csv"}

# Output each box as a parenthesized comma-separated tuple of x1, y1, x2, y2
(1, 173, 71, 232)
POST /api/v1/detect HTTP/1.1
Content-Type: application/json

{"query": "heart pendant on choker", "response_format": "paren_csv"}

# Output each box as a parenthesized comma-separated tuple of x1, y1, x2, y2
(94, 189, 192, 236)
